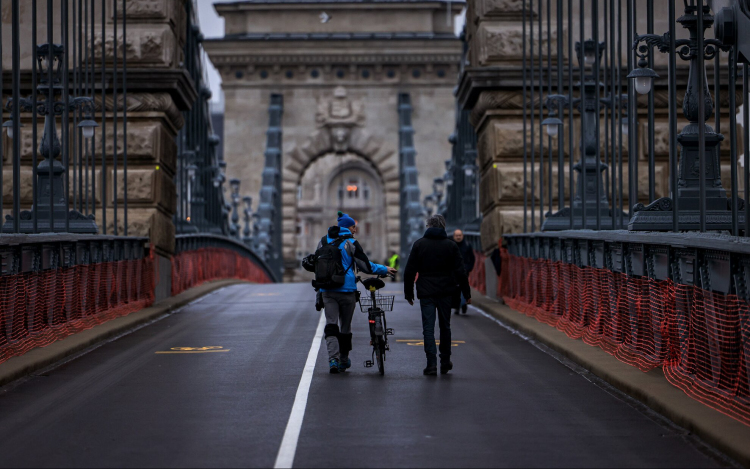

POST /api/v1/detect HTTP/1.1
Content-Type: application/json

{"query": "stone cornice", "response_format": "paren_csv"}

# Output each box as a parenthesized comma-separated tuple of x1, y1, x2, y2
(2, 69, 198, 113)
(209, 54, 462, 65)
(216, 0, 465, 12)
(93, 92, 184, 131)
(456, 64, 710, 112)
(456, 67, 523, 111)
(210, 32, 460, 41)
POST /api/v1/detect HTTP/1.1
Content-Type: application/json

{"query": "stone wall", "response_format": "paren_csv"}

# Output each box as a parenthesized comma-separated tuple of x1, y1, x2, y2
(207, 0, 463, 280)
(459, 0, 742, 252)
(1, 0, 196, 257)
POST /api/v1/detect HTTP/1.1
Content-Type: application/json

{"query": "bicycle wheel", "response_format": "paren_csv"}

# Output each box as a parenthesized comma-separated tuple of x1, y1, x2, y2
(375, 337, 385, 375)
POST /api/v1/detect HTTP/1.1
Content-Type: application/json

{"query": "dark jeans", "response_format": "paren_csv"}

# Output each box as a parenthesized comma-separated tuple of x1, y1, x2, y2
(419, 296, 452, 366)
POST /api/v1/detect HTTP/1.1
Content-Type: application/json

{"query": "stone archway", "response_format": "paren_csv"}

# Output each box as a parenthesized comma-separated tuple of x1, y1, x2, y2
(281, 87, 400, 281)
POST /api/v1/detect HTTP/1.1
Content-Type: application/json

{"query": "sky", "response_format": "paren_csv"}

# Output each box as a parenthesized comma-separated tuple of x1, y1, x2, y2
(197, 0, 232, 104)
(196, 0, 466, 104)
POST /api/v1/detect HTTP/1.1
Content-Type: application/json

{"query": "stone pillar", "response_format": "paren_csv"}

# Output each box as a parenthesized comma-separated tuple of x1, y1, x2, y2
(458, 0, 535, 252)
(95, 0, 195, 257)
(458, 0, 739, 250)
(1, 0, 196, 259)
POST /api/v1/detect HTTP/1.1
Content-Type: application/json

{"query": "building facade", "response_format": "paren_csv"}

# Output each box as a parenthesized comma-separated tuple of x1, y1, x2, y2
(205, 0, 463, 281)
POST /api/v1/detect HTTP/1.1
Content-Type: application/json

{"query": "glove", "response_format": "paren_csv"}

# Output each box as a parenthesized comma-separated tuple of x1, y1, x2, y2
(302, 254, 316, 272)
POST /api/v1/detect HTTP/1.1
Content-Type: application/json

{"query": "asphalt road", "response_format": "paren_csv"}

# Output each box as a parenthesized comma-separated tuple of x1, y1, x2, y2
(0, 282, 731, 467)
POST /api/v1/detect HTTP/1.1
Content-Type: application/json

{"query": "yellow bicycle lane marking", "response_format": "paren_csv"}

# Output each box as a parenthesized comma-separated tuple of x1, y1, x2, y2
(155, 346, 230, 354)
(396, 340, 465, 347)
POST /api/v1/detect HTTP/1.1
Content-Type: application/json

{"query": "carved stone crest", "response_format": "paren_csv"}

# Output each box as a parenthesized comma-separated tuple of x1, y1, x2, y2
(316, 86, 365, 153)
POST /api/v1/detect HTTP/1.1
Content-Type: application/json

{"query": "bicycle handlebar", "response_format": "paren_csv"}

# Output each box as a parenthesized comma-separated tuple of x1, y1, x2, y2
(356, 273, 394, 283)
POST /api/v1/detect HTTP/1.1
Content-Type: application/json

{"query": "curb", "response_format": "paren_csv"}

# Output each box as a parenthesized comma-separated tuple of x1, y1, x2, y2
(471, 291, 750, 468)
(0, 279, 248, 388)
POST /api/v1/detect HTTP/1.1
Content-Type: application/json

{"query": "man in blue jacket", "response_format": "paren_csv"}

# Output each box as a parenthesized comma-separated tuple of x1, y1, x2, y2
(319, 212, 396, 373)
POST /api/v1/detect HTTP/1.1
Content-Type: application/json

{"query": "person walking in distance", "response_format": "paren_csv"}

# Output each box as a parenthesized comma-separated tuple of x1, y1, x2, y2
(452, 229, 476, 315)
(387, 252, 400, 282)
(315, 212, 397, 374)
(403, 215, 471, 375)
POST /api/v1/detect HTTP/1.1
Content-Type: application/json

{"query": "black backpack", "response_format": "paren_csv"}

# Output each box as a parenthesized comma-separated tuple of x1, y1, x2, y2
(311, 236, 351, 289)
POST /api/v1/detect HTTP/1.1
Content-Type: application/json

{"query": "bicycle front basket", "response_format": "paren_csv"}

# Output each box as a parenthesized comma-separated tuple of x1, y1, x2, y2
(359, 292, 396, 312)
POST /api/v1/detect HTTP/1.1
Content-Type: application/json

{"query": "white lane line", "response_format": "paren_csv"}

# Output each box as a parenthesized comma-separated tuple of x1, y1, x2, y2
(273, 310, 325, 469)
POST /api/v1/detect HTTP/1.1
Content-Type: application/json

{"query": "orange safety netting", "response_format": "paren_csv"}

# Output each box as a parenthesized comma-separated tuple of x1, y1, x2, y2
(501, 248, 750, 426)
(0, 254, 154, 365)
(469, 250, 486, 295)
(171, 247, 273, 296)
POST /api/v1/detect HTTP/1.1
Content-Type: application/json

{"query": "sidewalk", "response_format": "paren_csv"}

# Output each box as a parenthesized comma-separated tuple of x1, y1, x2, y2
(0, 279, 248, 388)
(472, 292, 750, 467)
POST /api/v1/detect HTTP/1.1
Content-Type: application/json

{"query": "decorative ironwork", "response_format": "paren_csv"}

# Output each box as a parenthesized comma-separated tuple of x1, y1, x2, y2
(398, 93, 423, 260)
(628, 1, 743, 231)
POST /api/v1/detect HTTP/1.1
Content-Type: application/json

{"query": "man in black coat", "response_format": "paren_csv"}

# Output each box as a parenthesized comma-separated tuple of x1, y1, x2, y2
(404, 215, 471, 376)
(453, 229, 476, 315)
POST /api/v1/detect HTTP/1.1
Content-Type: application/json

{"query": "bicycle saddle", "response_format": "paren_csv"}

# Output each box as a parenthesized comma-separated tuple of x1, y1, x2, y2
(362, 277, 386, 291)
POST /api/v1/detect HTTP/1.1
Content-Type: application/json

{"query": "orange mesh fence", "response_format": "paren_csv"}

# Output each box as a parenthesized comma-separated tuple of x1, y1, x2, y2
(0, 254, 154, 366)
(469, 250, 486, 295)
(502, 248, 750, 426)
(498, 244, 511, 298)
(171, 247, 273, 296)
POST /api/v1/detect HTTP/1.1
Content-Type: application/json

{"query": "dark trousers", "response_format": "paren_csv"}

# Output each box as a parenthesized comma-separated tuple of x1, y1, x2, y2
(419, 296, 452, 366)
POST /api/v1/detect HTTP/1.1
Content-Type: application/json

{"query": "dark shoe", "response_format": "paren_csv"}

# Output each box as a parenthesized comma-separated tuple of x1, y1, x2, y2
(423, 365, 438, 375)
(440, 361, 453, 374)
(453, 308, 460, 315)
(461, 305, 468, 314)
(339, 357, 351, 372)
(329, 358, 340, 374)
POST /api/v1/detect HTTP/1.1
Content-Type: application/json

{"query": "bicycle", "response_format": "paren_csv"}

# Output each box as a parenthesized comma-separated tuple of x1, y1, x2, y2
(357, 274, 395, 375)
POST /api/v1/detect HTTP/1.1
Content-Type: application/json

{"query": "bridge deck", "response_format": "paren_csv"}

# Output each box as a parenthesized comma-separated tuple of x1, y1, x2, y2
(0, 283, 728, 467)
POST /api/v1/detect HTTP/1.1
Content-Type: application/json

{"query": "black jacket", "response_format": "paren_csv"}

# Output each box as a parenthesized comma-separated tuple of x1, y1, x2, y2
(403, 227, 471, 302)
(456, 240, 476, 273)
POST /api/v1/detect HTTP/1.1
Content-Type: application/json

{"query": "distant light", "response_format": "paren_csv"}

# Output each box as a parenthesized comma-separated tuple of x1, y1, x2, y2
(186, 217, 191, 222)
(155, 165, 160, 170)
(347, 185, 358, 192)
(319, 11, 331, 23)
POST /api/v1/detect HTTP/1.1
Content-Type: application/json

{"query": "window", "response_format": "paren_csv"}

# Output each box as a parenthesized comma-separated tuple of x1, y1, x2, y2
(363, 182, 370, 200)
(347, 179, 359, 198)
(365, 222, 371, 236)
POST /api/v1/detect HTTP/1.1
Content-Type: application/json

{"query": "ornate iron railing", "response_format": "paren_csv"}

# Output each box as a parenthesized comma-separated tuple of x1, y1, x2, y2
(1, 0, 132, 235)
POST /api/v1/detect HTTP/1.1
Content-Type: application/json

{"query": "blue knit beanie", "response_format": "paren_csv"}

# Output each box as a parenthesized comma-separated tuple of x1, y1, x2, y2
(337, 211, 356, 228)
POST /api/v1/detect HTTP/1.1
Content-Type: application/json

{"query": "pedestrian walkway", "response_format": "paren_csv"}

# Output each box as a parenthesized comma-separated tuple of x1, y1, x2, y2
(0, 283, 732, 467)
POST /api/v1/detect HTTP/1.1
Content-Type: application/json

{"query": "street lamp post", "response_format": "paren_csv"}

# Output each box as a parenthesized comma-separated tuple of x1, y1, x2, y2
(542, 40, 628, 230)
(432, 177, 445, 214)
(176, 150, 199, 234)
(242, 195, 253, 243)
(422, 194, 436, 218)
(229, 178, 241, 237)
(627, 2, 739, 230)
(2, 44, 98, 233)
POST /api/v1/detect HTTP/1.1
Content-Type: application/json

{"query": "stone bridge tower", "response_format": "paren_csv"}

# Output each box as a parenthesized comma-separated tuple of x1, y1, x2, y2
(205, 0, 463, 281)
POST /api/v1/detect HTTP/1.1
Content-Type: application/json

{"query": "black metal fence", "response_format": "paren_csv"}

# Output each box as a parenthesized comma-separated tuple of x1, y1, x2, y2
(442, 28, 480, 234)
(0, 0, 133, 235)
(176, 0, 223, 236)
(516, 0, 750, 235)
